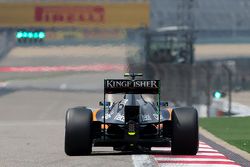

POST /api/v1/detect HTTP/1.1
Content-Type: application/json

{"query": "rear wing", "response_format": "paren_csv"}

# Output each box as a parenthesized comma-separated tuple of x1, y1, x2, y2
(102, 78, 161, 139)
(104, 79, 160, 94)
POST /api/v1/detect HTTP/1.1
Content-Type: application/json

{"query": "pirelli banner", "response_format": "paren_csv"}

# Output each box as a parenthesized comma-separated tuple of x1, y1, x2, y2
(104, 80, 160, 94)
(0, 2, 149, 28)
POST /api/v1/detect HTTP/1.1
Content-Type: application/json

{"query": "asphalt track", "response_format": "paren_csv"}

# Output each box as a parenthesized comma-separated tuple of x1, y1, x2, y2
(0, 46, 248, 167)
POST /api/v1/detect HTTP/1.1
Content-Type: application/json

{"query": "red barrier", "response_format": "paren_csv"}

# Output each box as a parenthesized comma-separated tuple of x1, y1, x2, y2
(0, 64, 125, 72)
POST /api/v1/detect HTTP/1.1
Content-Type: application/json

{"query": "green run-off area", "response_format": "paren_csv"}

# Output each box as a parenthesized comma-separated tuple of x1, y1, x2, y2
(200, 116, 250, 153)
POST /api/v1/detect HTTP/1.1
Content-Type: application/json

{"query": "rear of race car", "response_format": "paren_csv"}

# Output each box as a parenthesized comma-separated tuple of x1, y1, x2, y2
(93, 78, 169, 151)
(64, 73, 199, 155)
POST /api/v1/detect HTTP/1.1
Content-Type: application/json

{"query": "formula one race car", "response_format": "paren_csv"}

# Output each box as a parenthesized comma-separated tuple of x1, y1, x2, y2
(64, 73, 198, 155)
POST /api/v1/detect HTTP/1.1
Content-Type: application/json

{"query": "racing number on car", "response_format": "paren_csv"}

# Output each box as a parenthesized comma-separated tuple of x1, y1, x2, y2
(114, 113, 124, 122)
(142, 114, 152, 121)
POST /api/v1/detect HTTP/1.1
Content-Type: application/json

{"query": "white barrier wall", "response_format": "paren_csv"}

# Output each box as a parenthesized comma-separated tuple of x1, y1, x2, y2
(0, 31, 14, 59)
(0, 32, 7, 58)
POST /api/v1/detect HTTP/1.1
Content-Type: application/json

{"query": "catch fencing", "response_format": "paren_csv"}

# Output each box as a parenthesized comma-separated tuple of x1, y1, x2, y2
(128, 59, 250, 112)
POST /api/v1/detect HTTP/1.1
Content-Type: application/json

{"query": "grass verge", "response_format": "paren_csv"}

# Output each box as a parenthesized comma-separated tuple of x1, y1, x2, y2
(200, 116, 250, 153)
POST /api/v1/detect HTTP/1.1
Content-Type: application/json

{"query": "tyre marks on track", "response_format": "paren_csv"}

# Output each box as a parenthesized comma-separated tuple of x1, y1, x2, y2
(151, 141, 241, 167)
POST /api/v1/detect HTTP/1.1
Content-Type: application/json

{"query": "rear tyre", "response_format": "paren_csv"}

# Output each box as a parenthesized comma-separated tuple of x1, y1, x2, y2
(171, 107, 198, 155)
(65, 107, 93, 156)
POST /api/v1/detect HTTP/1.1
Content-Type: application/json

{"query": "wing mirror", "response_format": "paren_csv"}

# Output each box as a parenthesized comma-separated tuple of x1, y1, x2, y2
(157, 101, 168, 107)
(99, 101, 111, 106)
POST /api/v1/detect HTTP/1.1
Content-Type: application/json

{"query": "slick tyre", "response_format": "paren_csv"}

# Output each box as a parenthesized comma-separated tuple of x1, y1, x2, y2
(171, 107, 199, 155)
(65, 107, 93, 156)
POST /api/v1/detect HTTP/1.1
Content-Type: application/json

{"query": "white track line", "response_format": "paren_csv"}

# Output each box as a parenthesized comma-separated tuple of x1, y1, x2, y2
(132, 141, 241, 167)
(197, 153, 224, 156)
(199, 145, 213, 148)
(132, 155, 154, 167)
(198, 148, 219, 152)
(158, 164, 241, 167)
(154, 157, 233, 162)
(151, 147, 218, 152)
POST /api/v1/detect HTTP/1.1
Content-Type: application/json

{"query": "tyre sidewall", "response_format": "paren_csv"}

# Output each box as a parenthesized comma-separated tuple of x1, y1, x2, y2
(171, 107, 199, 155)
(65, 107, 93, 155)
